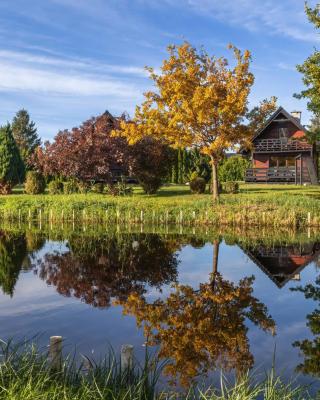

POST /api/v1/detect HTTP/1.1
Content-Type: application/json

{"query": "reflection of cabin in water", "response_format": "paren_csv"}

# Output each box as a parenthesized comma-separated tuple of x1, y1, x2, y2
(245, 107, 318, 184)
(242, 242, 320, 288)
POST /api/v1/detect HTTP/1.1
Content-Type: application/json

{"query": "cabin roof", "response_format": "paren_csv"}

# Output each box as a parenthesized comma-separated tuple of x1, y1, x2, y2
(253, 106, 307, 141)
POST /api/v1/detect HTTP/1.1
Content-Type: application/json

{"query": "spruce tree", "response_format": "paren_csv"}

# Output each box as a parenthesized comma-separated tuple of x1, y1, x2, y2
(0, 124, 25, 194)
(11, 109, 41, 165)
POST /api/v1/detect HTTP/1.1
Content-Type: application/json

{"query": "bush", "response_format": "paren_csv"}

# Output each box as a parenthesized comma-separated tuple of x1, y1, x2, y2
(91, 182, 105, 193)
(24, 171, 46, 194)
(131, 137, 174, 194)
(222, 181, 239, 194)
(48, 180, 63, 195)
(219, 155, 250, 182)
(190, 177, 206, 194)
(140, 177, 163, 195)
(63, 181, 78, 194)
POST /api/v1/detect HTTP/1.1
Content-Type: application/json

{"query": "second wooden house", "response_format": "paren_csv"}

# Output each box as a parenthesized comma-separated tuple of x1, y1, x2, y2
(245, 107, 318, 184)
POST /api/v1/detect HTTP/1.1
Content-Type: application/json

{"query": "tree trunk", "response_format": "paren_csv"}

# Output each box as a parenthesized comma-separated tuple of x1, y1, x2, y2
(212, 240, 220, 275)
(211, 156, 219, 201)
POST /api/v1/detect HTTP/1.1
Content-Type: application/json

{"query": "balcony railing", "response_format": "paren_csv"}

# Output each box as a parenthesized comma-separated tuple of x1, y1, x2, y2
(253, 138, 312, 153)
(245, 167, 310, 183)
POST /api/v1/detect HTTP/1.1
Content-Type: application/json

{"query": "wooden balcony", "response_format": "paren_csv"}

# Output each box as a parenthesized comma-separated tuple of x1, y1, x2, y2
(245, 167, 310, 184)
(253, 138, 312, 153)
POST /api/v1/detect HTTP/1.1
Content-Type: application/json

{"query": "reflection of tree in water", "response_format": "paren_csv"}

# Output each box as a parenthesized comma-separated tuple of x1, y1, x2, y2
(33, 234, 179, 308)
(117, 240, 275, 387)
(291, 277, 320, 377)
(0, 230, 46, 296)
(0, 232, 27, 296)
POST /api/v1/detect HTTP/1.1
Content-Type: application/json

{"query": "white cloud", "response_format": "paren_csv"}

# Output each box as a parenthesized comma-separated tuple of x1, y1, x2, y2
(159, 0, 319, 43)
(0, 49, 148, 99)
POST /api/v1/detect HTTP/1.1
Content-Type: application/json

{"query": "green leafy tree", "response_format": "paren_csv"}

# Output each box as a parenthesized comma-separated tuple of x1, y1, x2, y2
(11, 109, 41, 166)
(295, 4, 320, 114)
(0, 124, 25, 194)
(219, 155, 250, 182)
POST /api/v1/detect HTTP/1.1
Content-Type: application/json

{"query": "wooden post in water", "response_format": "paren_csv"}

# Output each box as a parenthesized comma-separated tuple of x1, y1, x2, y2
(49, 336, 63, 370)
(121, 344, 134, 371)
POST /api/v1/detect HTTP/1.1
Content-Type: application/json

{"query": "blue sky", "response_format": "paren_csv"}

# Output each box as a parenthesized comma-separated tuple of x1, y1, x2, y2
(0, 0, 318, 141)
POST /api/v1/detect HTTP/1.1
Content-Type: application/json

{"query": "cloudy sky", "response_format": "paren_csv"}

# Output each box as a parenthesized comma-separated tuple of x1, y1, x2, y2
(0, 0, 318, 141)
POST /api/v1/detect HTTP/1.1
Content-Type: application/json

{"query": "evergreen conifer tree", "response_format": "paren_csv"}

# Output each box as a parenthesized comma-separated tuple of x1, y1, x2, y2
(11, 109, 40, 165)
(0, 124, 25, 194)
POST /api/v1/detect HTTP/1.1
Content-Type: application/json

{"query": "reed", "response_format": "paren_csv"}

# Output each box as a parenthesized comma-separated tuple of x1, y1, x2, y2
(0, 339, 313, 399)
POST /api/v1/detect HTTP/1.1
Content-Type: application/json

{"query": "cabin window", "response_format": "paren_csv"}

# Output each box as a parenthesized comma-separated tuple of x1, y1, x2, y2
(269, 156, 296, 168)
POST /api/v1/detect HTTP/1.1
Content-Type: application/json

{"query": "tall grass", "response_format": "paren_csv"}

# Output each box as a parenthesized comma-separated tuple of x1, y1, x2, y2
(1, 183, 320, 228)
(0, 339, 314, 399)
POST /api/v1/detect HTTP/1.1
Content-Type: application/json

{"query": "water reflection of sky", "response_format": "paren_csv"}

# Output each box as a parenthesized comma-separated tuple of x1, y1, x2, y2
(0, 236, 318, 388)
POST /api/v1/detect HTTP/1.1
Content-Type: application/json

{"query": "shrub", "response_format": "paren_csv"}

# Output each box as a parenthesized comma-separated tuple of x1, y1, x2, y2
(131, 137, 174, 194)
(91, 182, 105, 193)
(190, 177, 206, 194)
(63, 181, 78, 194)
(219, 155, 250, 182)
(140, 178, 163, 195)
(24, 171, 46, 194)
(222, 181, 239, 194)
(48, 180, 63, 195)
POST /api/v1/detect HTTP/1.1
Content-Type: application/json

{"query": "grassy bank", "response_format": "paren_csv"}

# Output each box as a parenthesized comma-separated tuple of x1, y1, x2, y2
(1, 183, 320, 228)
(0, 340, 313, 399)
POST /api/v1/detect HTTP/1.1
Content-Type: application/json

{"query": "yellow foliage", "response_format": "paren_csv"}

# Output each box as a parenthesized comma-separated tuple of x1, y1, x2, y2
(115, 272, 275, 387)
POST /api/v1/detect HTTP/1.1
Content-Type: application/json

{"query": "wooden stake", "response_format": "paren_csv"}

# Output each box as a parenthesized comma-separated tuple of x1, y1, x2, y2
(49, 336, 63, 370)
(121, 344, 134, 371)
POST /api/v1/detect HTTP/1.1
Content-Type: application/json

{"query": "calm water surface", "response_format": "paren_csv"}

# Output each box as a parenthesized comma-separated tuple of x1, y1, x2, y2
(0, 226, 319, 388)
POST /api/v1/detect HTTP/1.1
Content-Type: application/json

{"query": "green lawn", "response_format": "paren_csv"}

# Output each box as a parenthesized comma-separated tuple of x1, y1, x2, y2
(1, 183, 320, 228)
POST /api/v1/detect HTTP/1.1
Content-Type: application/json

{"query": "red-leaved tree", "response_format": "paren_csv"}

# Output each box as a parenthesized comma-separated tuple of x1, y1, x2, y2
(34, 111, 130, 183)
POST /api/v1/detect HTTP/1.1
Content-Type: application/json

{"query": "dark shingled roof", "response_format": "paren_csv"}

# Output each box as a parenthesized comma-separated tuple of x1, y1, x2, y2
(253, 106, 307, 141)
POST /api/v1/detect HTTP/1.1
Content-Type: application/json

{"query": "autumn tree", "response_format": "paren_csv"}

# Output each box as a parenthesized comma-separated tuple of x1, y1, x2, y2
(34, 111, 129, 184)
(33, 233, 179, 308)
(118, 272, 275, 386)
(0, 124, 25, 194)
(295, 4, 320, 115)
(12, 109, 41, 167)
(113, 42, 254, 200)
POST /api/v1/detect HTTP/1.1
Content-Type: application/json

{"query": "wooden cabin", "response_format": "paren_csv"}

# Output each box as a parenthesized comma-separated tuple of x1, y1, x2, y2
(245, 107, 318, 184)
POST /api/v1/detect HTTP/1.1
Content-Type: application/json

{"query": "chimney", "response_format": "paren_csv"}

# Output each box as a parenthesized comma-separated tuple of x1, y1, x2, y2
(291, 111, 302, 122)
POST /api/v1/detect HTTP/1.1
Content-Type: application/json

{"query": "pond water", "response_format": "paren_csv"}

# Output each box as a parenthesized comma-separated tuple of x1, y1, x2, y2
(0, 225, 319, 389)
